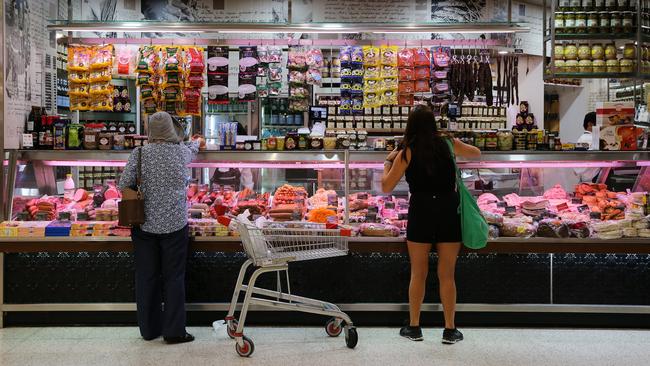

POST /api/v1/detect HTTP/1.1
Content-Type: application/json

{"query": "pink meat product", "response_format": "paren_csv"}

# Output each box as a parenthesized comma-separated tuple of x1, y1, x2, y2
(104, 187, 121, 200)
(477, 193, 500, 206)
(543, 184, 569, 200)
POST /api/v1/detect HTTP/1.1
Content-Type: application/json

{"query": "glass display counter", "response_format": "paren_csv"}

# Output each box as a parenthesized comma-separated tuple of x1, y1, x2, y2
(0, 149, 649, 327)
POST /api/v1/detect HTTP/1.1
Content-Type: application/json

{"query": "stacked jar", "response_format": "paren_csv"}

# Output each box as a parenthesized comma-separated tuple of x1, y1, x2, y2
(554, 1, 635, 34)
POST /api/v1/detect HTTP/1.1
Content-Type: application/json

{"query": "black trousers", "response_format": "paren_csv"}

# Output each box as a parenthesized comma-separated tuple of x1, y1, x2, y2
(132, 225, 189, 339)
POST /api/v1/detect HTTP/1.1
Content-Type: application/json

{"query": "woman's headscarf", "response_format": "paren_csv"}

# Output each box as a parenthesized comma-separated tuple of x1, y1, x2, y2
(148, 112, 181, 143)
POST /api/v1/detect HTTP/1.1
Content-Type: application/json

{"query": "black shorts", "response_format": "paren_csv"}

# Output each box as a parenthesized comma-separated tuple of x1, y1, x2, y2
(406, 192, 462, 244)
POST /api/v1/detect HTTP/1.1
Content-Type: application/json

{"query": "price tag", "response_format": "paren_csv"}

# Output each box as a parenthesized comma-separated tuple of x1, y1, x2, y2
(21, 134, 34, 148)
(577, 205, 590, 213)
(505, 206, 517, 214)
(384, 201, 395, 209)
(556, 202, 570, 212)
(572, 198, 583, 204)
(358, 193, 369, 200)
(398, 213, 408, 220)
(590, 212, 602, 220)
(497, 202, 507, 208)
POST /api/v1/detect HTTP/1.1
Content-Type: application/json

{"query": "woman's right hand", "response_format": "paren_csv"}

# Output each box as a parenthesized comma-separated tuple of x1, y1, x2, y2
(386, 146, 401, 163)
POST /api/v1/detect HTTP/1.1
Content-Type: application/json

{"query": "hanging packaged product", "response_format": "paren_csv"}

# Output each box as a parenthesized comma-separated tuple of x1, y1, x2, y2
(90, 95, 114, 111)
(69, 83, 89, 97)
(239, 46, 258, 102)
(208, 73, 229, 104)
(68, 46, 91, 71)
(431, 47, 451, 102)
(340, 46, 364, 112)
(378, 46, 399, 106)
(381, 46, 399, 66)
(140, 84, 155, 99)
(363, 46, 380, 66)
(184, 46, 205, 74)
(207, 46, 229, 105)
(161, 46, 181, 72)
(136, 45, 159, 74)
(161, 85, 181, 101)
(89, 82, 113, 95)
(69, 71, 90, 84)
(398, 48, 415, 67)
(90, 45, 114, 70)
(115, 46, 134, 75)
(70, 97, 90, 111)
(142, 99, 158, 114)
(89, 68, 112, 83)
(288, 47, 310, 112)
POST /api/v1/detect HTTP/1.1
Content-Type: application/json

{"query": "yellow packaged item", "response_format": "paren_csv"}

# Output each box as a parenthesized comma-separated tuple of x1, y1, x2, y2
(137, 72, 154, 86)
(69, 71, 90, 84)
(89, 68, 112, 83)
(362, 46, 380, 66)
(364, 78, 382, 92)
(90, 44, 114, 70)
(70, 96, 91, 111)
(68, 46, 91, 71)
(69, 83, 90, 97)
(89, 96, 113, 111)
(162, 46, 181, 72)
(380, 46, 399, 66)
(363, 65, 380, 79)
(89, 82, 113, 95)
(136, 45, 159, 74)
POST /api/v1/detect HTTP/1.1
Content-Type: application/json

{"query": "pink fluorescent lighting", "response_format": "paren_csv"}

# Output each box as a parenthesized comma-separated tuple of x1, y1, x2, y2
(637, 161, 650, 167)
(42, 160, 127, 167)
(349, 161, 632, 169)
(40, 160, 346, 169)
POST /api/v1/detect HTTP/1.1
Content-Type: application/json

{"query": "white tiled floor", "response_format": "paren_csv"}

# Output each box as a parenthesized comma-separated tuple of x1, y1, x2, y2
(0, 325, 649, 366)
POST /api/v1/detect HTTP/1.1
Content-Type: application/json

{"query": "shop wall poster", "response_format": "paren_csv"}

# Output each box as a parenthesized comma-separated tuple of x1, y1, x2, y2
(3, 0, 58, 149)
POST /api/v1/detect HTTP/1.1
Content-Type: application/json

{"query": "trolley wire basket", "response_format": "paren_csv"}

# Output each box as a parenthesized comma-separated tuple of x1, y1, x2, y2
(219, 220, 357, 357)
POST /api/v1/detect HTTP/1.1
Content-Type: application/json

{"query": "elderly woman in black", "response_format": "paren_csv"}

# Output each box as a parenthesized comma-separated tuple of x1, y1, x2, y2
(119, 112, 199, 344)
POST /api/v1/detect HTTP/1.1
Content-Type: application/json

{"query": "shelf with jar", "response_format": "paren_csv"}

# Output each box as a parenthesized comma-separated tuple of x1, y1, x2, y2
(547, 41, 650, 78)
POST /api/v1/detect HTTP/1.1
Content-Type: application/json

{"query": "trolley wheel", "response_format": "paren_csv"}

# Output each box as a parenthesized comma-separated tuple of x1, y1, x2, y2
(226, 319, 239, 339)
(345, 327, 358, 349)
(325, 318, 343, 337)
(235, 336, 255, 357)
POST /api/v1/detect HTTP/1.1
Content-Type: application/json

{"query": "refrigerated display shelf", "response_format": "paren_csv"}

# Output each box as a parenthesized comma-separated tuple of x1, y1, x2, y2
(13, 150, 650, 164)
(1, 236, 649, 254)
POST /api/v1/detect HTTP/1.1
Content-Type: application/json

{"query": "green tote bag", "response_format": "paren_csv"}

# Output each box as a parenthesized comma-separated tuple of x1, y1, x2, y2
(445, 139, 489, 249)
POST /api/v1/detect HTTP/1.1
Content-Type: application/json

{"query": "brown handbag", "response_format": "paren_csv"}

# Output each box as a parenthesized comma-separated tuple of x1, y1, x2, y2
(118, 147, 145, 227)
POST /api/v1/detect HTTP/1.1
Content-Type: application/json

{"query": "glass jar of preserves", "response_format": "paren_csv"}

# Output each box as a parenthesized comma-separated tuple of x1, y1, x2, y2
(565, 59, 580, 72)
(486, 132, 498, 151)
(554, 59, 567, 72)
(623, 43, 636, 59)
(513, 131, 527, 150)
(564, 43, 579, 60)
(298, 132, 310, 150)
(593, 59, 607, 72)
(620, 58, 634, 72)
(599, 11, 611, 32)
(578, 43, 591, 60)
(606, 59, 620, 72)
(622, 12, 634, 32)
(555, 12, 565, 32)
(610, 11, 622, 33)
(605, 43, 618, 60)
(474, 132, 486, 150)
(575, 12, 588, 32)
(605, 0, 617, 10)
(617, 0, 630, 10)
(497, 130, 513, 151)
(570, 0, 581, 10)
(559, 0, 572, 11)
(643, 60, 650, 73)
(578, 59, 593, 73)
(564, 12, 576, 33)
(643, 47, 650, 61)
(284, 132, 298, 150)
(587, 12, 599, 32)
(554, 44, 565, 59)
(324, 130, 337, 150)
(594, 0, 605, 10)
(591, 44, 605, 59)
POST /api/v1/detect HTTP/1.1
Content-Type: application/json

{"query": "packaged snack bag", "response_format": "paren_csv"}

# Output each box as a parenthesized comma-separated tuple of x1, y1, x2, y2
(68, 46, 91, 71)
(136, 46, 159, 74)
(306, 48, 324, 68)
(162, 46, 181, 72)
(70, 96, 90, 111)
(207, 46, 229, 74)
(90, 45, 114, 70)
(414, 67, 430, 80)
(90, 96, 113, 111)
(363, 46, 380, 66)
(183, 46, 205, 73)
(89, 68, 112, 83)
(381, 64, 398, 78)
(69, 83, 89, 97)
(364, 65, 380, 79)
(89, 82, 113, 95)
(380, 46, 399, 66)
(414, 48, 431, 67)
(398, 48, 415, 67)
(399, 67, 415, 81)
(69, 71, 90, 84)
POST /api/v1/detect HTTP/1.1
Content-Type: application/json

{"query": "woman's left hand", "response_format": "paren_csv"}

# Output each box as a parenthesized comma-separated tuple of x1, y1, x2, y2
(386, 148, 400, 163)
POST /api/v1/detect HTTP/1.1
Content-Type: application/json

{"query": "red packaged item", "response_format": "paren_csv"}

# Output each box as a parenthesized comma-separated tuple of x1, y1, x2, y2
(415, 80, 430, 93)
(184, 88, 201, 102)
(399, 68, 415, 81)
(187, 73, 204, 88)
(184, 47, 205, 73)
(398, 81, 415, 94)
(398, 94, 414, 105)
(414, 67, 430, 80)
(414, 48, 430, 67)
(397, 48, 415, 67)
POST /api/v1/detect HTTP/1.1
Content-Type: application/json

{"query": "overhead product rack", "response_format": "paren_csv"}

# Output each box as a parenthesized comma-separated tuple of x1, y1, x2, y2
(47, 21, 530, 35)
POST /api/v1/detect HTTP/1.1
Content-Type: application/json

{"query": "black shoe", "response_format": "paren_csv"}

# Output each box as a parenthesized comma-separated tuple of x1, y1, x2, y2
(163, 332, 195, 344)
(442, 328, 463, 344)
(142, 335, 161, 341)
(399, 325, 423, 341)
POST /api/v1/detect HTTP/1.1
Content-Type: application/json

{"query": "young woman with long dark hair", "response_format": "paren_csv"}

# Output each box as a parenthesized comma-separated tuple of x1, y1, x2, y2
(381, 106, 480, 344)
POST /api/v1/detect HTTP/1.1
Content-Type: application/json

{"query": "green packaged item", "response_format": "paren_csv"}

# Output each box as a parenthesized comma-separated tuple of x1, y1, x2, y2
(445, 139, 489, 249)
(66, 123, 84, 150)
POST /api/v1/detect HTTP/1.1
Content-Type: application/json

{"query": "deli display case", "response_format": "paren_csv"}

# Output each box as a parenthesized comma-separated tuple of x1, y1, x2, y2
(1, 149, 650, 327)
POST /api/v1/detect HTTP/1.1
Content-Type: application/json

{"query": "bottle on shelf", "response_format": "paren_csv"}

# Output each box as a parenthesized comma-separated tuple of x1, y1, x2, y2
(64, 174, 76, 200)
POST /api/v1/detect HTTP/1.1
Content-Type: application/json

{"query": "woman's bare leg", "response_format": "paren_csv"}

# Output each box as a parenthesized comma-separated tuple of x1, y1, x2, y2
(407, 241, 432, 326)
(436, 242, 461, 329)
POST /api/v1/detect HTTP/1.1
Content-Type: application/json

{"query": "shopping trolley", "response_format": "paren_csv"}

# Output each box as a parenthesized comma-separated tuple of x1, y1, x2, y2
(220, 220, 357, 357)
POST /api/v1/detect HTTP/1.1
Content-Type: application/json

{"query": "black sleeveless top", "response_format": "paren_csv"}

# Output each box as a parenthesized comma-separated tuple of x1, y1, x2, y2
(404, 140, 456, 194)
